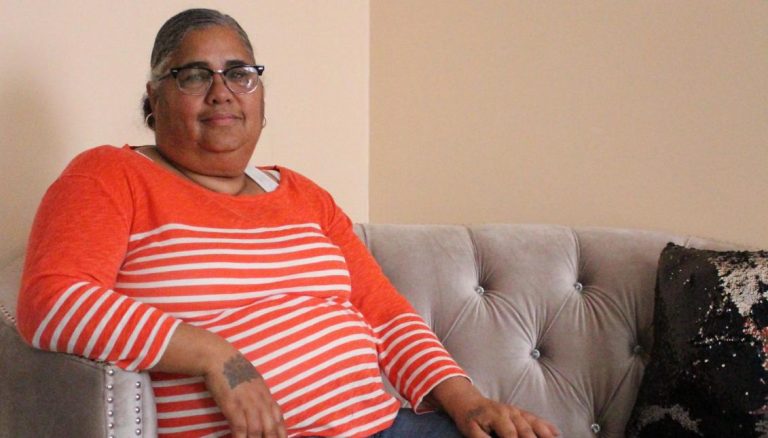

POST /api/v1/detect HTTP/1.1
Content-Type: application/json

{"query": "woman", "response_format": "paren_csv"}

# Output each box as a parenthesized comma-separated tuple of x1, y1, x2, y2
(17, 9, 559, 438)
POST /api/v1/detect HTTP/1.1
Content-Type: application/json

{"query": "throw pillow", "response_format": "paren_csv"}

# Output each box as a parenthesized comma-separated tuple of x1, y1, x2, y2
(626, 242, 768, 437)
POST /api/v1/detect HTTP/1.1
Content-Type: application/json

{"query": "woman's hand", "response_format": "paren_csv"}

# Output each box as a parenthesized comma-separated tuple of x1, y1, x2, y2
(203, 352, 286, 438)
(152, 323, 286, 438)
(427, 377, 560, 438)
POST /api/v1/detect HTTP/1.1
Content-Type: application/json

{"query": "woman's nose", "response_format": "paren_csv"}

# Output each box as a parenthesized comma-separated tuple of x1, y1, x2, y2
(206, 73, 233, 103)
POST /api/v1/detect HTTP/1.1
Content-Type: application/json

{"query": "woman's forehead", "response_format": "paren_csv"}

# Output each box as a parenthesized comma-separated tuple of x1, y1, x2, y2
(171, 26, 254, 66)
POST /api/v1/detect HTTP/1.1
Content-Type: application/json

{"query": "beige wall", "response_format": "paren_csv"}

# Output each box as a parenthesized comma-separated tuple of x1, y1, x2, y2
(370, 1, 768, 248)
(3, 2, 767, 267)
(0, 1, 370, 266)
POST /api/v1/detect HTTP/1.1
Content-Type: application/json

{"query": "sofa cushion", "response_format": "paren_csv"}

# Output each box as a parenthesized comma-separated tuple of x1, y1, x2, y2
(626, 243, 768, 437)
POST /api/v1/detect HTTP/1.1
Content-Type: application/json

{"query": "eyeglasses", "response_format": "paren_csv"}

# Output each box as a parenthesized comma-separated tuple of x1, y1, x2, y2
(158, 64, 265, 95)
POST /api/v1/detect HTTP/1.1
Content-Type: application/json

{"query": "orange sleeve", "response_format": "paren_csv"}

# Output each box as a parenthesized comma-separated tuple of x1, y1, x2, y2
(17, 168, 179, 371)
(315, 185, 469, 412)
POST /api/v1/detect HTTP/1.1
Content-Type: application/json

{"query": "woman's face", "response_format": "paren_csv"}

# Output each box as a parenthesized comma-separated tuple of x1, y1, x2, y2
(148, 26, 264, 177)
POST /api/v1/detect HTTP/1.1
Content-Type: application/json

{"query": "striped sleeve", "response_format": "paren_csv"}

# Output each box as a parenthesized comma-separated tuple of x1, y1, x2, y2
(315, 188, 468, 411)
(16, 165, 180, 371)
(372, 313, 468, 412)
(25, 279, 179, 370)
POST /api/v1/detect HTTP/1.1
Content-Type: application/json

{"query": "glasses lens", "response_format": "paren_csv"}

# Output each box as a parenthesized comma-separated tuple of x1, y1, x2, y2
(224, 66, 260, 93)
(176, 68, 212, 94)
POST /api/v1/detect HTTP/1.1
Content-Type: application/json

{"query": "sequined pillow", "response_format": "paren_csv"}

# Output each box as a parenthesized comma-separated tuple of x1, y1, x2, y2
(626, 243, 768, 437)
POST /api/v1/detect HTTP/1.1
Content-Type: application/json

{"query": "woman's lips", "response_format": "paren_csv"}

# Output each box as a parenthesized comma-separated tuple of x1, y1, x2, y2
(201, 113, 240, 126)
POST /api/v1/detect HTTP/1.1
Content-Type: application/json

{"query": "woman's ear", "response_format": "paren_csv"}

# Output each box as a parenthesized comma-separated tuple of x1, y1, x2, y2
(146, 82, 157, 109)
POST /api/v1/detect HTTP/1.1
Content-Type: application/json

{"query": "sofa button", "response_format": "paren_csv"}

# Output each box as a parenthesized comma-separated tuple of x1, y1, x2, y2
(475, 286, 485, 295)
(574, 282, 584, 293)
(530, 349, 541, 360)
(591, 423, 601, 434)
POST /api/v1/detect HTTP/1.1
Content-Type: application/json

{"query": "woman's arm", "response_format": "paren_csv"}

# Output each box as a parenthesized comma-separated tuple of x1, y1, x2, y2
(19, 163, 285, 438)
(151, 323, 286, 438)
(17, 172, 176, 370)
(319, 202, 468, 411)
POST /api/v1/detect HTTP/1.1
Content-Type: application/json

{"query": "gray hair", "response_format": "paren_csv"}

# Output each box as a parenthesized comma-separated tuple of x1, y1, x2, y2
(143, 8, 255, 129)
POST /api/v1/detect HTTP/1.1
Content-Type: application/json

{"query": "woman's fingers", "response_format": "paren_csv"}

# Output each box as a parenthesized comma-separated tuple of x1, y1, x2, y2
(458, 399, 560, 438)
(507, 406, 536, 438)
(219, 379, 285, 437)
(205, 353, 286, 437)
(522, 411, 560, 437)
(272, 402, 288, 438)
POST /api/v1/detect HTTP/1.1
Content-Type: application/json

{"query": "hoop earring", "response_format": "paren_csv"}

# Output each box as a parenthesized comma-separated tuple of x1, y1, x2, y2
(145, 112, 154, 126)
(262, 117, 267, 128)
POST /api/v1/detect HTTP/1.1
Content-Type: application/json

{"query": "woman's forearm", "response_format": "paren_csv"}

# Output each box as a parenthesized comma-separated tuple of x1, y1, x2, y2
(427, 376, 483, 414)
(151, 322, 242, 377)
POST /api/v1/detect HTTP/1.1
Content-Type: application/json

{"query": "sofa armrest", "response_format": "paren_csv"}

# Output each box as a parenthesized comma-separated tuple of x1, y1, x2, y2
(0, 254, 158, 438)
(0, 321, 157, 437)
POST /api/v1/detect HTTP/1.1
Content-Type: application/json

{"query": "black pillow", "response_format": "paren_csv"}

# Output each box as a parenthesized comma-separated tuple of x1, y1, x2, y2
(626, 242, 768, 437)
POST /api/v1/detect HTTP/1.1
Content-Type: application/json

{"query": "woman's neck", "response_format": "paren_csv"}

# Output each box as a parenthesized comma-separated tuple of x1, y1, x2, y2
(177, 168, 251, 196)
(140, 146, 261, 196)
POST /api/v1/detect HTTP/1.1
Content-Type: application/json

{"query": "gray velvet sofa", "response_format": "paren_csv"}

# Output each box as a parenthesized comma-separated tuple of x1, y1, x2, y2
(0, 224, 737, 437)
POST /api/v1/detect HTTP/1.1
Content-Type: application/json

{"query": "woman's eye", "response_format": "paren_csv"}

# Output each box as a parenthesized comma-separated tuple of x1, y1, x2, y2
(180, 70, 209, 84)
(228, 69, 248, 80)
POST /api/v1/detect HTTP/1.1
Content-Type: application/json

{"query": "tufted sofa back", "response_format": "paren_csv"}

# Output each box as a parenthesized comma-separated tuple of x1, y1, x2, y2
(354, 223, 735, 438)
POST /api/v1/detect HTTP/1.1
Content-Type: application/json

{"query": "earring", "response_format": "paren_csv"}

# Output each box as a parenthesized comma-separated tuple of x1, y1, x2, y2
(145, 112, 154, 126)
(262, 117, 268, 128)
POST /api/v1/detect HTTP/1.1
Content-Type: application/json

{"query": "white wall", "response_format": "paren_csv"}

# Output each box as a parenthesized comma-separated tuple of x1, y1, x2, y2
(0, 0, 370, 266)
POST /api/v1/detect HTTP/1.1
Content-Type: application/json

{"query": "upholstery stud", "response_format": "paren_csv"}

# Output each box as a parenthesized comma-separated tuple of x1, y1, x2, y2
(135, 428, 142, 435)
(590, 423, 601, 434)
(136, 417, 141, 424)
(574, 282, 584, 293)
(474, 285, 485, 295)
(135, 394, 141, 401)
(530, 349, 541, 360)
(107, 397, 114, 403)
(107, 410, 113, 417)
(106, 384, 113, 390)
(107, 368, 115, 376)
(135, 407, 141, 414)
(108, 422, 114, 429)
(135, 381, 142, 388)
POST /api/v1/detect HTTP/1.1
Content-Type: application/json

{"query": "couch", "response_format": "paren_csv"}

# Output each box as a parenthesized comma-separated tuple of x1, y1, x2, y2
(0, 223, 738, 437)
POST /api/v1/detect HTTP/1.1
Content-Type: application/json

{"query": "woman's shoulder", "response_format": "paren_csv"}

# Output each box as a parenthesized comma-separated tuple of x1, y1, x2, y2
(268, 165, 338, 212)
(62, 145, 142, 179)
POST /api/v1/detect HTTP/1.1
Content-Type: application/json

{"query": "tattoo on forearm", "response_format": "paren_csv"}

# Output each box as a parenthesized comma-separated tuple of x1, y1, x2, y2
(222, 354, 260, 389)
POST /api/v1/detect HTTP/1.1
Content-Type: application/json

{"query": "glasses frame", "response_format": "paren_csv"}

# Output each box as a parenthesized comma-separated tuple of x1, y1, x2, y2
(159, 64, 265, 95)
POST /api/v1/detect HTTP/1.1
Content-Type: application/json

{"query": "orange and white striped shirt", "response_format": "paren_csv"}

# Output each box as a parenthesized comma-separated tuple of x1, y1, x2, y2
(17, 145, 467, 437)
